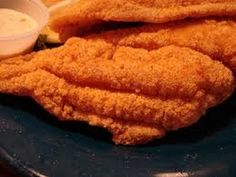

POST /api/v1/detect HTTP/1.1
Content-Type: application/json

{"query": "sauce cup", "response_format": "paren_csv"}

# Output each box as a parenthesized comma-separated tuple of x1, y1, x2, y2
(0, 0, 49, 59)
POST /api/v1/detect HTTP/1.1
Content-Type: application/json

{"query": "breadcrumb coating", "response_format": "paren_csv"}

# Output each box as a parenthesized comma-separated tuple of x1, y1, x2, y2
(41, 0, 63, 7)
(49, 0, 236, 40)
(0, 38, 234, 145)
(85, 18, 236, 74)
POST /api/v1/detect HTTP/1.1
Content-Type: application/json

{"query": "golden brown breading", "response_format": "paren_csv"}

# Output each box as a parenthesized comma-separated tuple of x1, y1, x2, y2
(49, 0, 236, 40)
(84, 18, 236, 74)
(0, 38, 234, 145)
(41, 0, 64, 7)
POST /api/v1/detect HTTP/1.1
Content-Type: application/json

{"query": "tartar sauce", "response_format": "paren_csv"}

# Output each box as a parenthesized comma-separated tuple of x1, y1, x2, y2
(0, 8, 38, 37)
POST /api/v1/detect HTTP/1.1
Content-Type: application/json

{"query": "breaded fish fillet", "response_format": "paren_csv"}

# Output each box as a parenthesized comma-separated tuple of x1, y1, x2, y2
(85, 18, 236, 74)
(0, 38, 234, 145)
(50, 0, 236, 40)
(41, 0, 64, 7)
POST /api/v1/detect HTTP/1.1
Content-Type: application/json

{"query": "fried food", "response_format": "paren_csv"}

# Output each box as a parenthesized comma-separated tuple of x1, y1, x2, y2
(41, 0, 64, 7)
(0, 38, 234, 145)
(85, 18, 236, 74)
(41, 26, 61, 44)
(41, 0, 80, 43)
(40, 0, 67, 44)
(49, 0, 236, 41)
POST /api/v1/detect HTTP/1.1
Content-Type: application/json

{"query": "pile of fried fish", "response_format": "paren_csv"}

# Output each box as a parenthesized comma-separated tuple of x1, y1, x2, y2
(1, 0, 236, 145)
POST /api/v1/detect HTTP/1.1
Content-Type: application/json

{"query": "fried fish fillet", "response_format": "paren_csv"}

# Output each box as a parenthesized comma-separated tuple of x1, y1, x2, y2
(41, 0, 64, 7)
(0, 38, 234, 145)
(49, 0, 236, 41)
(84, 18, 236, 74)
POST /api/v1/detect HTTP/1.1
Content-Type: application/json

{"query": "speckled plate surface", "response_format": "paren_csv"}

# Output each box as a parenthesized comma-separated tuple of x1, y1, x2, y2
(0, 92, 235, 177)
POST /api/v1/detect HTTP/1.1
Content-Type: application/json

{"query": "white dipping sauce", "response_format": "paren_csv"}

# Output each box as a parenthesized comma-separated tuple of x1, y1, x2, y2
(0, 8, 38, 37)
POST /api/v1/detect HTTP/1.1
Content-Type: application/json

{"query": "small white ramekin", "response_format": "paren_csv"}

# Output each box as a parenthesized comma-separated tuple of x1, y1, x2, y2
(0, 0, 49, 59)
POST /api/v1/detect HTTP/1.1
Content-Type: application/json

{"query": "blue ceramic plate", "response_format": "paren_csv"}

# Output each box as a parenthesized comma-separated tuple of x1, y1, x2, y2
(0, 92, 235, 177)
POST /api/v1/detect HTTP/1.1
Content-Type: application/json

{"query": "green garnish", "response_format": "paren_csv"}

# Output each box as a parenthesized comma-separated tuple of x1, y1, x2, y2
(34, 34, 48, 51)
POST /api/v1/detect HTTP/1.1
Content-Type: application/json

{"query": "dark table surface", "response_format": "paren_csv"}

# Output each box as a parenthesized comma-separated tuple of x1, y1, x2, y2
(0, 163, 18, 177)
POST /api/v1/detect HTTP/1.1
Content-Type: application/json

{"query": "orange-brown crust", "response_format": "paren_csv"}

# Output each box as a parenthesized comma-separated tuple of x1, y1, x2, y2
(85, 18, 236, 74)
(49, 0, 236, 40)
(41, 0, 64, 7)
(0, 38, 234, 145)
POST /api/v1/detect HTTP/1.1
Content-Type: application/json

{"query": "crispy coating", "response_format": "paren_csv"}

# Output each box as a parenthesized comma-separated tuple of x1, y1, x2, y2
(85, 18, 236, 74)
(49, 0, 236, 40)
(41, 0, 64, 7)
(0, 38, 234, 145)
